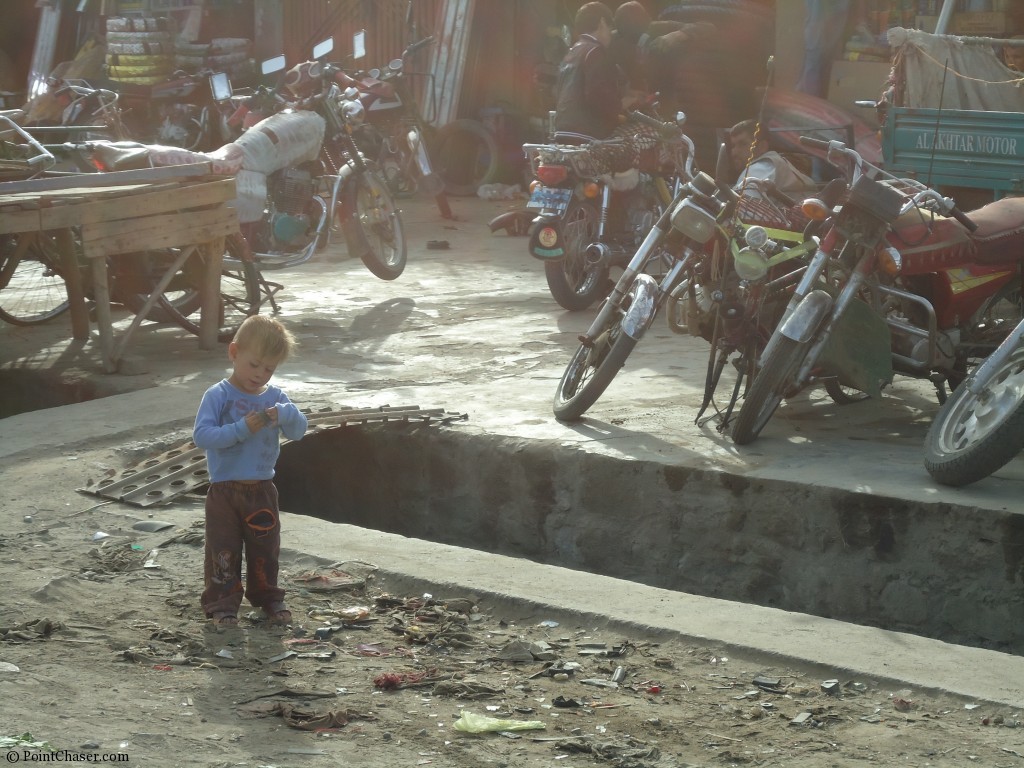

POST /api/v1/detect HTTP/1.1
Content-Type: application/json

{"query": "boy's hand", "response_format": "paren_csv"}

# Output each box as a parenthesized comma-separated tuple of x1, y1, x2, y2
(244, 409, 275, 433)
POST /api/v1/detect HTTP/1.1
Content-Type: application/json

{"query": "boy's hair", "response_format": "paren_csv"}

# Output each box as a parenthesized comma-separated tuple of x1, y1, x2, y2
(575, 2, 613, 37)
(232, 315, 297, 362)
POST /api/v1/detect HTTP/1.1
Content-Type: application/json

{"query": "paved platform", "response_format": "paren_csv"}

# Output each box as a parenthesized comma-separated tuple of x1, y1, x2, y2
(2, 192, 1023, 703)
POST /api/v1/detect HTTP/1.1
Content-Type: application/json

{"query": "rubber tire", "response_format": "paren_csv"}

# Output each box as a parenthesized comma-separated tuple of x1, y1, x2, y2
(543, 199, 609, 312)
(340, 171, 408, 281)
(731, 335, 808, 445)
(553, 320, 638, 421)
(153, 236, 261, 342)
(924, 351, 1024, 487)
(432, 118, 500, 197)
(824, 379, 870, 405)
(0, 234, 71, 326)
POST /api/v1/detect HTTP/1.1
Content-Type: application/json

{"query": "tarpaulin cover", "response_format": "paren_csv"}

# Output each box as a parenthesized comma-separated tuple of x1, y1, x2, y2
(888, 27, 1024, 111)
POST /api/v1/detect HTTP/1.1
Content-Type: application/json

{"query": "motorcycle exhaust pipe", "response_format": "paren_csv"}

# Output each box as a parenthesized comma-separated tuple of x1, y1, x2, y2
(585, 242, 612, 268)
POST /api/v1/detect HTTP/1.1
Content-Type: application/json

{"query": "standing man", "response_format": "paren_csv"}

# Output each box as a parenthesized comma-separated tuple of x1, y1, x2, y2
(554, 2, 633, 139)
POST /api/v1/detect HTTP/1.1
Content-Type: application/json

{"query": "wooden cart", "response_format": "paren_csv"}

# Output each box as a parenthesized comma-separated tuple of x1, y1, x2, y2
(0, 162, 238, 372)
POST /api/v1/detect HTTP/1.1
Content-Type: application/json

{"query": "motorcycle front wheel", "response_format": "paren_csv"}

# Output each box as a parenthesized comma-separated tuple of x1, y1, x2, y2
(924, 345, 1024, 487)
(731, 335, 808, 445)
(340, 171, 407, 281)
(544, 199, 609, 311)
(553, 311, 637, 421)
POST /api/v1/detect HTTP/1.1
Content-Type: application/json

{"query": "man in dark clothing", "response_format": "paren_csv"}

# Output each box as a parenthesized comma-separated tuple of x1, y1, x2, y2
(554, 2, 625, 138)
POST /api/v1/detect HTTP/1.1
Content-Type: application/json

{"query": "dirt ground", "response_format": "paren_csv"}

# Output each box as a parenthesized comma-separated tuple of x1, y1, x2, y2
(3, 442, 1024, 768)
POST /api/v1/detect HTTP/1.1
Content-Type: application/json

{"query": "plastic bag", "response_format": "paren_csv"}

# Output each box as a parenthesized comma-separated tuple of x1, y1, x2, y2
(452, 711, 546, 733)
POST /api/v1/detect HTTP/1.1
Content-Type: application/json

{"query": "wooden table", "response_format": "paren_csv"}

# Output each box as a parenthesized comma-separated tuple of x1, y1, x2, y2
(0, 162, 238, 372)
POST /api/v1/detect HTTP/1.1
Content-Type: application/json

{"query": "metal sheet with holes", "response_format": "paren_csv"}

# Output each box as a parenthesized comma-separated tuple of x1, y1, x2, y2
(82, 406, 467, 507)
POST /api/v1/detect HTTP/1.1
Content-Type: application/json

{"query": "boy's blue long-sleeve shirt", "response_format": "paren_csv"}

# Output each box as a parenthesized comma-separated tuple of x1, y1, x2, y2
(193, 379, 308, 482)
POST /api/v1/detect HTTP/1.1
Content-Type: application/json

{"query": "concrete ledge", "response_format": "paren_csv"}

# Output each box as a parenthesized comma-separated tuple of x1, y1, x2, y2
(286, 514, 1024, 708)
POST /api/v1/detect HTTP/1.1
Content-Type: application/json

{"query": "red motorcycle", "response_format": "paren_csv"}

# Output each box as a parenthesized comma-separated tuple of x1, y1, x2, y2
(330, 35, 453, 219)
(730, 136, 1024, 445)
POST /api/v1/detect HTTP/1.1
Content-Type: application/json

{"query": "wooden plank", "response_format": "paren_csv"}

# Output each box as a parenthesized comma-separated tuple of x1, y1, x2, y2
(81, 206, 238, 259)
(0, 205, 42, 234)
(39, 178, 237, 230)
(0, 163, 217, 195)
(198, 237, 225, 350)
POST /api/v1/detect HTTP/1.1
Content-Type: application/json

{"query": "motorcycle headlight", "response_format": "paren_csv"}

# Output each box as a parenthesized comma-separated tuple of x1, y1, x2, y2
(670, 198, 717, 243)
(733, 247, 769, 282)
(340, 99, 364, 125)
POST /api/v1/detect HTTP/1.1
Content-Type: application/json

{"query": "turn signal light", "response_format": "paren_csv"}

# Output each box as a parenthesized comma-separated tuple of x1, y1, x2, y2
(801, 197, 831, 221)
(537, 164, 568, 186)
(583, 181, 600, 198)
(877, 246, 902, 276)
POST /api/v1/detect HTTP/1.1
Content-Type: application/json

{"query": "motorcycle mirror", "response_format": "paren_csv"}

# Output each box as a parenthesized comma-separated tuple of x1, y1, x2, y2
(208, 71, 232, 102)
(313, 37, 334, 60)
(388, 58, 403, 71)
(352, 30, 366, 60)
(261, 54, 286, 76)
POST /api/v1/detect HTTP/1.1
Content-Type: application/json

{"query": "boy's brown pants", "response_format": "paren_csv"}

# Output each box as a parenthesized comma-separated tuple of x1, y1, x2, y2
(201, 480, 285, 618)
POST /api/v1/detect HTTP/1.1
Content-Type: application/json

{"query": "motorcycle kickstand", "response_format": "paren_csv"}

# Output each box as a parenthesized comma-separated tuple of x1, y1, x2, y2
(929, 372, 949, 406)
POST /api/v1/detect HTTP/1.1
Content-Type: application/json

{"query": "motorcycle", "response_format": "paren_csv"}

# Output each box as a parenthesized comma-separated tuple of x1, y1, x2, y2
(551, 112, 735, 421)
(924, 315, 1024, 486)
(336, 32, 453, 220)
(730, 136, 1024, 445)
(520, 109, 694, 311)
(220, 38, 407, 283)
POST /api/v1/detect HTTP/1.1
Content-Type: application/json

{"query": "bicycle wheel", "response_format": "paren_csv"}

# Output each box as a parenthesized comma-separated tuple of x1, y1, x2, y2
(431, 118, 499, 197)
(118, 249, 203, 322)
(151, 235, 261, 342)
(0, 234, 71, 325)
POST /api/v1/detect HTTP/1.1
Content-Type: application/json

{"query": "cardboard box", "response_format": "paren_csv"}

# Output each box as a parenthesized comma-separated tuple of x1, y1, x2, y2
(952, 11, 1016, 36)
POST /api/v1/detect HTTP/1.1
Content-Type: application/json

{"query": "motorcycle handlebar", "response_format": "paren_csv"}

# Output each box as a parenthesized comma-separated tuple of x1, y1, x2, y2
(405, 36, 435, 56)
(627, 109, 681, 140)
(949, 205, 979, 233)
(798, 136, 830, 151)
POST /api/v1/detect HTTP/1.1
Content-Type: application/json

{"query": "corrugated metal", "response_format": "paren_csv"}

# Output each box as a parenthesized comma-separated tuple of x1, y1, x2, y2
(280, 0, 443, 75)
(429, 0, 473, 126)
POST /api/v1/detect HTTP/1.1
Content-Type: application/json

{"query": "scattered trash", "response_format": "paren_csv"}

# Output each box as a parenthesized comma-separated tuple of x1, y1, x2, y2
(752, 674, 782, 691)
(0, 734, 49, 750)
(290, 568, 365, 592)
(92, 531, 111, 541)
(610, 666, 627, 684)
(580, 678, 619, 689)
(268, 651, 298, 663)
(790, 712, 814, 725)
(1, 618, 64, 642)
(143, 549, 161, 569)
(0, 662, 20, 673)
(23, 516, 32, 523)
(216, 649, 234, 659)
(452, 711, 546, 733)
(426, 239, 450, 250)
(476, 183, 523, 201)
(495, 639, 534, 662)
(821, 679, 841, 695)
(238, 699, 374, 731)
(132, 520, 176, 532)
(538, 620, 559, 628)
(295, 651, 336, 660)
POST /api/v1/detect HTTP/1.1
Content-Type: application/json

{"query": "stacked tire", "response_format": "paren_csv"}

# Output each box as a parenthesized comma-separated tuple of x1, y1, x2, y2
(175, 38, 253, 82)
(105, 16, 175, 85)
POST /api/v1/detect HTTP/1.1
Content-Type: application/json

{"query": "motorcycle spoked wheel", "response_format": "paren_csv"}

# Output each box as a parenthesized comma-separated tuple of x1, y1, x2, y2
(924, 346, 1024, 487)
(339, 170, 408, 281)
(730, 335, 809, 445)
(544, 199, 610, 311)
(553, 305, 638, 422)
(153, 235, 262, 342)
(823, 379, 870, 405)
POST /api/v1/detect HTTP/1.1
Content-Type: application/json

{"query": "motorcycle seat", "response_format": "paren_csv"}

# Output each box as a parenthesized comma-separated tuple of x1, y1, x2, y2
(963, 196, 1024, 265)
